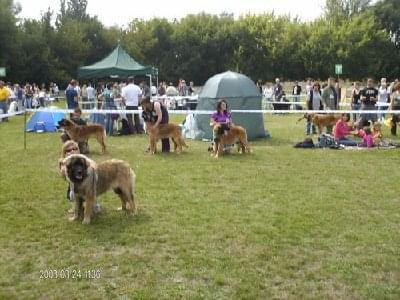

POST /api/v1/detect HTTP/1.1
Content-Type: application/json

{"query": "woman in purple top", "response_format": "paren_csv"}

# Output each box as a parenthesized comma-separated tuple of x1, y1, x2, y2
(210, 99, 232, 153)
(210, 99, 231, 125)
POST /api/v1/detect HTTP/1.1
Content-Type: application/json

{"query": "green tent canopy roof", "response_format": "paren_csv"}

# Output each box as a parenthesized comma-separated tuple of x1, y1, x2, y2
(78, 45, 157, 79)
(199, 71, 261, 98)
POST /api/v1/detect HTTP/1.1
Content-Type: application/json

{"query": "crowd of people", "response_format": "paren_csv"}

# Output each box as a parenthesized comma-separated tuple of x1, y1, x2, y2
(64, 77, 196, 137)
(257, 77, 400, 138)
(0, 80, 60, 118)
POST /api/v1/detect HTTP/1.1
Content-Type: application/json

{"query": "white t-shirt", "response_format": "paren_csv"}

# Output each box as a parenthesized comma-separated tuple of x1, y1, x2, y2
(86, 86, 95, 99)
(151, 85, 157, 96)
(122, 83, 142, 106)
(378, 86, 388, 103)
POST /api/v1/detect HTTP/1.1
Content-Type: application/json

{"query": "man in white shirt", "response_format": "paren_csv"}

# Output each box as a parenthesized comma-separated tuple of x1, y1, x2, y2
(122, 76, 143, 134)
(86, 83, 95, 109)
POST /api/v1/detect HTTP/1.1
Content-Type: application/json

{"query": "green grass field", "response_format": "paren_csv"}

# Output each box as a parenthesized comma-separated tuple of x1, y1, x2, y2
(0, 110, 399, 299)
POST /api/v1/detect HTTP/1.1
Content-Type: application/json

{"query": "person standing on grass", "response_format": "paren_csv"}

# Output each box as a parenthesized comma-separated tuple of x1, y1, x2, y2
(359, 78, 378, 127)
(292, 81, 302, 103)
(305, 79, 313, 97)
(0, 80, 10, 122)
(322, 77, 338, 110)
(273, 78, 283, 102)
(377, 78, 389, 122)
(24, 83, 33, 109)
(389, 82, 400, 136)
(65, 80, 79, 116)
(305, 82, 323, 135)
(81, 84, 88, 109)
(321, 77, 339, 133)
(351, 82, 361, 122)
(122, 76, 143, 134)
(101, 83, 116, 136)
(141, 96, 170, 153)
(86, 83, 95, 109)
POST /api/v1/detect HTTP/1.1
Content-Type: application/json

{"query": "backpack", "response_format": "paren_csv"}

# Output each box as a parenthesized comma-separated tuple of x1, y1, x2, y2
(318, 134, 340, 149)
(294, 137, 315, 149)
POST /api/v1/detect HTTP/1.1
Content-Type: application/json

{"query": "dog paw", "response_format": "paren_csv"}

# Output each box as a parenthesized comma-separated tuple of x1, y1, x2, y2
(68, 215, 78, 222)
(82, 218, 91, 225)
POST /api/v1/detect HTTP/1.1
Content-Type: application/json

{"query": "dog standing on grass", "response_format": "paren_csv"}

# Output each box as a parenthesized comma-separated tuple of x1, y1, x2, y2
(58, 119, 106, 154)
(62, 154, 137, 224)
(146, 122, 188, 154)
(297, 113, 340, 134)
(212, 123, 251, 158)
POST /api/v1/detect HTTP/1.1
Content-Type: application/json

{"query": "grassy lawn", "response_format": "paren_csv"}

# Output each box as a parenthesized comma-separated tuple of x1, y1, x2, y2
(0, 109, 399, 299)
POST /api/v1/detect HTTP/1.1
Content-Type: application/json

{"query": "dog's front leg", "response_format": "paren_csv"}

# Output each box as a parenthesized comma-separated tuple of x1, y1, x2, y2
(68, 194, 80, 222)
(149, 137, 156, 154)
(82, 193, 95, 225)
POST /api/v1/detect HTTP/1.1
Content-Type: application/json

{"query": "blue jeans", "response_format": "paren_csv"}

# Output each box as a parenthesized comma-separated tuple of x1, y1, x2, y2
(378, 106, 387, 121)
(360, 104, 377, 124)
(0, 101, 8, 121)
(337, 137, 357, 146)
(25, 97, 32, 109)
(104, 104, 116, 135)
(306, 122, 316, 135)
(351, 103, 360, 122)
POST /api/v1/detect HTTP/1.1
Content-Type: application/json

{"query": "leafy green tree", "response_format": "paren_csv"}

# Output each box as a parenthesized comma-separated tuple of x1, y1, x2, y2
(0, 0, 20, 80)
(372, 0, 400, 46)
(324, 0, 372, 23)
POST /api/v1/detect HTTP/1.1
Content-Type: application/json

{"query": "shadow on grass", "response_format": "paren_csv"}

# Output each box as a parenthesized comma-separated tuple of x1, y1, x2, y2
(64, 209, 152, 244)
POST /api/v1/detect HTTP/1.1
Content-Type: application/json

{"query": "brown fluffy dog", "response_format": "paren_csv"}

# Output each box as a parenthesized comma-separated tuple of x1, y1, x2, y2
(62, 154, 137, 224)
(213, 124, 250, 158)
(58, 119, 106, 154)
(297, 113, 340, 134)
(146, 123, 188, 154)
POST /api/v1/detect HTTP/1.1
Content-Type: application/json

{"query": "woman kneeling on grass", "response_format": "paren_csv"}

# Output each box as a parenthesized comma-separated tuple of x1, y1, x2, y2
(333, 113, 358, 146)
(210, 99, 232, 154)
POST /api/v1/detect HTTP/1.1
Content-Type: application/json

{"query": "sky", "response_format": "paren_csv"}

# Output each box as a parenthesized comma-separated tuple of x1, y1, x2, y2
(16, 0, 326, 27)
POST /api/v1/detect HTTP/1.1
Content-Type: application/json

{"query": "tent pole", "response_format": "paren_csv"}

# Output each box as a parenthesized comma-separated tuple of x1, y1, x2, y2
(149, 75, 152, 99)
(156, 73, 159, 92)
(24, 110, 27, 150)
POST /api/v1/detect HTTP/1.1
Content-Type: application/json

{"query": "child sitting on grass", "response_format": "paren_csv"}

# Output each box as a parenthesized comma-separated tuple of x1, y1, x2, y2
(359, 127, 374, 148)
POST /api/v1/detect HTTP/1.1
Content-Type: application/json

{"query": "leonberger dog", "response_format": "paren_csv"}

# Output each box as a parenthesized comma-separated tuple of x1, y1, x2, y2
(58, 119, 106, 154)
(62, 154, 137, 224)
(212, 123, 251, 158)
(146, 123, 188, 154)
(297, 113, 340, 134)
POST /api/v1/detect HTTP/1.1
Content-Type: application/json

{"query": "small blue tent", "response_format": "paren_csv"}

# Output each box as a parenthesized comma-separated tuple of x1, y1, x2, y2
(26, 110, 65, 132)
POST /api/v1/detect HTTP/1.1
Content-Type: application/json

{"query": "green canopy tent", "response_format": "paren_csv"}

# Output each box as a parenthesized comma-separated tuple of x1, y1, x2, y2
(78, 45, 158, 84)
(193, 71, 269, 140)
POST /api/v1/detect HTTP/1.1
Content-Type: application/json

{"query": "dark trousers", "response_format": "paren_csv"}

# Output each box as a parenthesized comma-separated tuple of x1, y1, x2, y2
(391, 110, 400, 135)
(126, 106, 142, 134)
(160, 109, 170, 152)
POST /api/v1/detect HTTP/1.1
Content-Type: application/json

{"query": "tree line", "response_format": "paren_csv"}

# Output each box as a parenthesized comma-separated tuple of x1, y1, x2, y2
(0, 0, 399, 87)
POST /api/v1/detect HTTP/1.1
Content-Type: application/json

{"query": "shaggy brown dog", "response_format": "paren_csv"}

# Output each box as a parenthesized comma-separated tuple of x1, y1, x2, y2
(297, 113, 340, 134)
(212, 124, 250, 158)
(58, 119, 106, 154)
(62, 154, 137, 224)
(146, 123, 188, 154)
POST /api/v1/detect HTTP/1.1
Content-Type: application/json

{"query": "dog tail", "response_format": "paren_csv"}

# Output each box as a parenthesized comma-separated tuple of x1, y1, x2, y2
(296, 114, 308, 124)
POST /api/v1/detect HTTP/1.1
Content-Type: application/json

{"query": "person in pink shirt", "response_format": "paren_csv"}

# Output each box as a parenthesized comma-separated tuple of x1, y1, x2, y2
(359, 127, 374, 148)
(334, 113, 358, 146)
